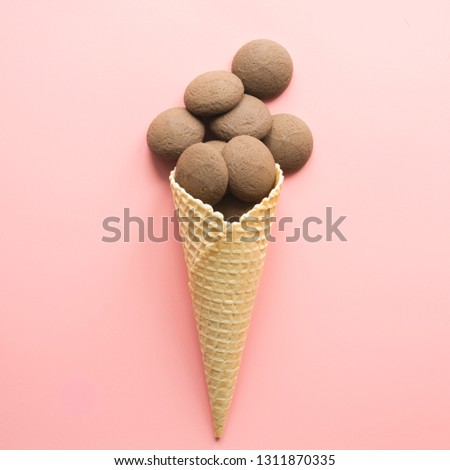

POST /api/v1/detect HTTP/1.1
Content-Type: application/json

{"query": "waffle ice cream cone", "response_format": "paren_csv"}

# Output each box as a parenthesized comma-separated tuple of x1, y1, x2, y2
(169, 165, 284, 438)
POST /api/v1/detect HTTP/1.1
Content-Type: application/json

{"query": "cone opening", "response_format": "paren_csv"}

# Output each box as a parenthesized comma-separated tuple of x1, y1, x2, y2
(169, 164, 284, 227)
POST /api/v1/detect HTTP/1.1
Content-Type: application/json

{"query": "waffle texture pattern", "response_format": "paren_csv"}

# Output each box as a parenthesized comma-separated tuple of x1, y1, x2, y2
(169, 165, 283, 437)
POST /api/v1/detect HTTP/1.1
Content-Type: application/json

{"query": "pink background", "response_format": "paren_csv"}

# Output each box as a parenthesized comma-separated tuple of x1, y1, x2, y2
(1, 0, 449, 450)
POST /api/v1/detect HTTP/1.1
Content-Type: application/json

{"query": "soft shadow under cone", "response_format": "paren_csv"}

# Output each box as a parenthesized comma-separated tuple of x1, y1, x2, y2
(169, 165, 284, 438)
